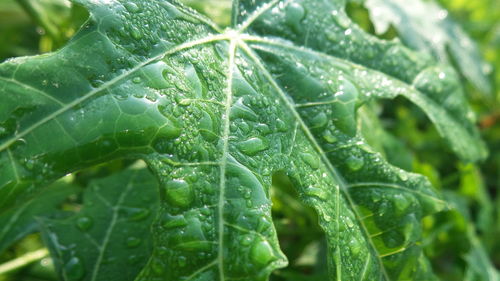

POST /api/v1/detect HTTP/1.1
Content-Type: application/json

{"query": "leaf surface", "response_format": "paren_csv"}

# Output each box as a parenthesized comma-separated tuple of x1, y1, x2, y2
(0, 0, 486, 280)
(362, 0, 492, 94)
(40, 166, 159, 281)
(0, 180, 77, 254)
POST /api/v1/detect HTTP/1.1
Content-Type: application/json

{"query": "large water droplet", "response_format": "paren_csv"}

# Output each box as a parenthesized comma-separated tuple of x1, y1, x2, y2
(322, 130, 338, 143)
(199, 111, 217, 142)
(184, 63, 205, 98)
(285, 2, 305, 31)
(346, 156, 364, 171)
(310, 112, 328, 128)
(240, 235, 253, 246)
(164, 179, 193, 208)
(237, 137, 269, 156)
(76, 216, 93, 231)
(121, 207, 151, 221)
(130, 27, 142, 40)
(126, 236, 142, 248)
(300, 153, 320, 169)
(64, 256, 85, 281)
(305, 187, 328, 200)
(397, 170, 409, 181)
(250, 240, 276, 267)
(124, 2, 140, 13)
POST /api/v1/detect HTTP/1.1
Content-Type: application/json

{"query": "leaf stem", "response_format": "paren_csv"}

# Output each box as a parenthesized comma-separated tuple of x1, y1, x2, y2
(0, 248, 49, 276)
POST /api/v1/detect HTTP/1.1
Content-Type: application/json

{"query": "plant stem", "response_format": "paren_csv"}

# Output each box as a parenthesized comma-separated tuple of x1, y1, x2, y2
(0, 248, 49, 276)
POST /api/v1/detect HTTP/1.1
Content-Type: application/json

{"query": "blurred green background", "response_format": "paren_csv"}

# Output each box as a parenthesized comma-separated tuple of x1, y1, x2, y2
(0, 0, 498, 280)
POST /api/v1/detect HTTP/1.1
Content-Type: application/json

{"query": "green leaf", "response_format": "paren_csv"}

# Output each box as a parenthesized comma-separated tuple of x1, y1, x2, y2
(39, 165, 159, 281)
(0, 179, 77, 255)
(362, 0, 493, 94)
(442, 192, 499, 281)
(0, 0, 486, 280)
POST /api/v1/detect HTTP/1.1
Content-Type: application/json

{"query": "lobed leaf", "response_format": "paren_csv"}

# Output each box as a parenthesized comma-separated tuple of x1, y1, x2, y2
(0, 0, 487, 280)
(362, 0, 492, 94)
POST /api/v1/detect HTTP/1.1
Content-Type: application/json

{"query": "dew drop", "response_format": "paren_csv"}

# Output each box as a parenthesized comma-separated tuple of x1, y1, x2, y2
(237, 137, 269, 156)
(322, 130, 337, 143)
(240, 235, 253, 246)
(250, 240, 276, 267)
(132, 77, 142, 84)
(151, 258, 164, 275)
(305, 187, 328, 200)
(285, 2, 305, 30)
(310, 112, 328, 128)
(346, 156, 364, 171)
(398, 170, 409, 181)
(121, 207, 150, 221)
(199, 111, 217, 142)
(124, 2, 140, 13)
(164, 179, 193, 208)
(76, 216, 93, 231)
(64, 257, 85, 281)
(130, 27, 142, 40)
(300, 153, 320, 169)
(276, 119, 287, 132)
(126, 237, 142, 248)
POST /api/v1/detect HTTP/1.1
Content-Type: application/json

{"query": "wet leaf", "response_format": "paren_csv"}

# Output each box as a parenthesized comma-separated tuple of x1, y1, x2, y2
(363, 0, 492, 94)
(0, 0, 488, 280)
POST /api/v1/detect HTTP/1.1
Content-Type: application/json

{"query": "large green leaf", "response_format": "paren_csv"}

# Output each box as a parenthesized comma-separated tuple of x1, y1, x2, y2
(0, 0, 486, 280)
(40, 165, 159, 281)
(362, 0, 492, 94)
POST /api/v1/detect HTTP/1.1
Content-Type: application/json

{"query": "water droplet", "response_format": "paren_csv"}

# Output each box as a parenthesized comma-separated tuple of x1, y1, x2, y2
(346, 156, 364, 171)
(237, 137, 269, 156)
(64, 257, 85, 281)
(199, 111, 217, 142)
(151, 258, 164, 275)
(394, 194, 411, 212)
(332, 79, 358, 136)
(240, 235, 253, 246)
(285, 2, 305, 30)
(311, 112, 328, 128)
(160, 213, 187, 229)
(76, 216, 93, 231)
(276, 119, 287, 132)
(132, 77, 142, 84)
(345, 217, 354, 228)
(164, 179, 193, 208)
(300, 153, 320, 169)
(305, 187, 328, 200)
(124, 2, 140, 13)
(350, 239, 362, 255)
(121, 207, 150, 221)
(130, 27, 142, 40)
(126, 237, 142, 248)
(184, 63, 204, 98)
(322, 130, 337, 143)
(398, 170, 409, 181)
(250, 240, 276, 267)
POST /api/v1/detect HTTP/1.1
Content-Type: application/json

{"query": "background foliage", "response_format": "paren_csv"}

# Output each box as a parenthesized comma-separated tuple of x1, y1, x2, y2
(0, 0, 498, 280)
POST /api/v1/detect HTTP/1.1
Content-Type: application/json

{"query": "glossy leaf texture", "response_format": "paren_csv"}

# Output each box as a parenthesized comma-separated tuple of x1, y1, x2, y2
(362, 0, 493, 94)
(40, 166, 159, 281)
(0, 0, 487, 280)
